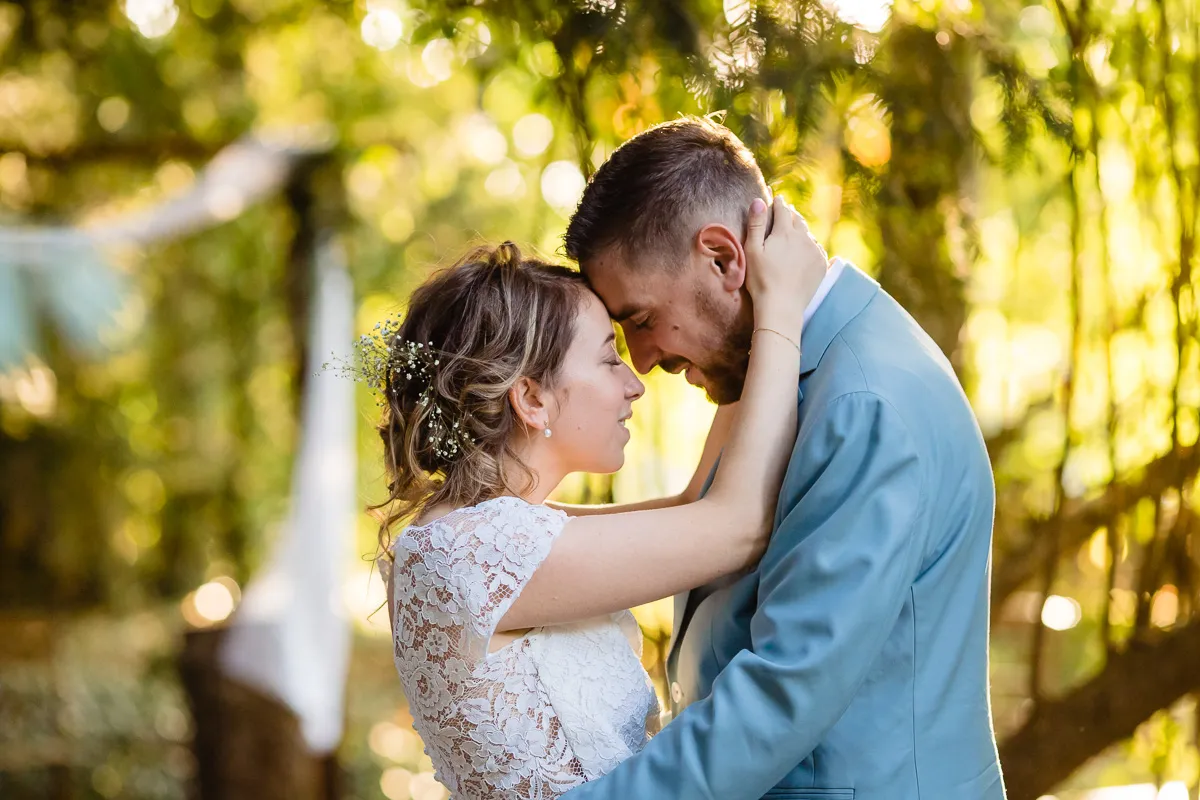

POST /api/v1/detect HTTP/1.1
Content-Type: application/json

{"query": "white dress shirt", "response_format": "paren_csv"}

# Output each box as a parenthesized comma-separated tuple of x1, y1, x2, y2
(802, 256, 847, 328)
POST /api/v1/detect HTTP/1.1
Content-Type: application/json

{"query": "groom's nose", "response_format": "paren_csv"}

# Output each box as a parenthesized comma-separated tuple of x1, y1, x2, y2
(625, 334, 660, 375)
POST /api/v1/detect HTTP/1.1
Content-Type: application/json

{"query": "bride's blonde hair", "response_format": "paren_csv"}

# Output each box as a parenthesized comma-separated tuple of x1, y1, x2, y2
(371, 242, 588, 558)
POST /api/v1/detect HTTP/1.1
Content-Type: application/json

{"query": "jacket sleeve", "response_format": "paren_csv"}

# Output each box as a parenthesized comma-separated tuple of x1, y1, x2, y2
(562, 391, 926, 800)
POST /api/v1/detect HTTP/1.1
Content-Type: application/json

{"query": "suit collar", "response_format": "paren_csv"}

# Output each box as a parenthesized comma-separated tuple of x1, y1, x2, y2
(798, 261, 878, 377)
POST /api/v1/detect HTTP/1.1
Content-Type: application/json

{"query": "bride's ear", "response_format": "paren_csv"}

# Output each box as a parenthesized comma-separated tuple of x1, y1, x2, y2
(508, 377, 550, 433)
(695, 223, 746, 293)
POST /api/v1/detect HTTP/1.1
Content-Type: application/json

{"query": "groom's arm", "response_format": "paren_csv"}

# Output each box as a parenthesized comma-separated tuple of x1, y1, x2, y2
(563, 391, 926, 800)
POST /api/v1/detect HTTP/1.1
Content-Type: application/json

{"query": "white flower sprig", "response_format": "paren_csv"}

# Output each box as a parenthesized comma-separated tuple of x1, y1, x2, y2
(323, 313, 475, 463)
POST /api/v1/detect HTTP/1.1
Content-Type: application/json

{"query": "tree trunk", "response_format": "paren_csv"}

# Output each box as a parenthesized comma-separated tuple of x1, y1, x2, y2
(178, 626, 341, 800)
(999, 622, 1200, 799)
(875, 24, 976, 368)
(992, 443, 1200, 617)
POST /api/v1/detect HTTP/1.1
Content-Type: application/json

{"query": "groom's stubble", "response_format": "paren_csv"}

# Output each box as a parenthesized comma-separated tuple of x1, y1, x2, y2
(690, 283, 754, 406)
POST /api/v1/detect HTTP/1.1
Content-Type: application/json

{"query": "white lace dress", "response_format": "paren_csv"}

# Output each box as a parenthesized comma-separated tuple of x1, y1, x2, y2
(378, 496, 661, 799)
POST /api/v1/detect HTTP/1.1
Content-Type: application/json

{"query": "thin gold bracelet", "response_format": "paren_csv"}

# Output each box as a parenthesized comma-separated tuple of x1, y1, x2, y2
(753, 326, 802, 357)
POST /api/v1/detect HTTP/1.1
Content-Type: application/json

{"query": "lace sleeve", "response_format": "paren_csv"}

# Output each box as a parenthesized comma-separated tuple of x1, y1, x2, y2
(393, 496, 569, 664)
(388, 498, 586, 798)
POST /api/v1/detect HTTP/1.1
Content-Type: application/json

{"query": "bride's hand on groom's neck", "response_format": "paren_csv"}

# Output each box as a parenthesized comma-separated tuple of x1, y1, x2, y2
(743, 195, 829, 340)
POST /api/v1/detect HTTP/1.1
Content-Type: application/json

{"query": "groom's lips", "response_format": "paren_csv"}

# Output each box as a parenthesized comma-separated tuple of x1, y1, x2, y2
(662, 357, 706, 388)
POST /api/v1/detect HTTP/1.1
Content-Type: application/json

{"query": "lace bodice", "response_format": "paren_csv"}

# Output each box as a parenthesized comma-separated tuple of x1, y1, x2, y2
(379, 496, 660, 799)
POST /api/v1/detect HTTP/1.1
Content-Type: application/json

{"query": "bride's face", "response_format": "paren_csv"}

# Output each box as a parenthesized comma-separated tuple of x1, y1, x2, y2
(547, 291, 645, 473)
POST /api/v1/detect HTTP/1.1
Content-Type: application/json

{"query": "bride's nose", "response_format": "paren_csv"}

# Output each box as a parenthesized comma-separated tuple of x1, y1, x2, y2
(624, 367, 645, 401)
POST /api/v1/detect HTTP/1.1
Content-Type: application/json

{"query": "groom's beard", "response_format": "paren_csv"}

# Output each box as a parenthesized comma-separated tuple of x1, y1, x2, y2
(691, 291, 754, 405)
(697, 319, 753, 404)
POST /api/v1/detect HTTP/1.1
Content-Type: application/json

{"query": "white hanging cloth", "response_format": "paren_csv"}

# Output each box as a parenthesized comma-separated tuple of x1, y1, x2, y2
(219, 237, 357, 753)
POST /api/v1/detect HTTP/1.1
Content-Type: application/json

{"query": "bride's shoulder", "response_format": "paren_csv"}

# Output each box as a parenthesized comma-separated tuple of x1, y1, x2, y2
(387, 498, 572, 640)
(403, 496, 556, 542)
(406, 496, 565, 537)
(411, 502, 462, 529)
(392, 497, 567, 587)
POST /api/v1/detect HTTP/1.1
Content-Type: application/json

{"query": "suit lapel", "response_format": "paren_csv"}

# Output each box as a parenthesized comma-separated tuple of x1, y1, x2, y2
(669, 588, 690, 662)
(666, 454, 721, 663)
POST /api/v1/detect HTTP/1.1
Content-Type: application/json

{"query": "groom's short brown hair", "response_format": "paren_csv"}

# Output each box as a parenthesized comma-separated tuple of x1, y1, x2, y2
(564, 115, 768, 271)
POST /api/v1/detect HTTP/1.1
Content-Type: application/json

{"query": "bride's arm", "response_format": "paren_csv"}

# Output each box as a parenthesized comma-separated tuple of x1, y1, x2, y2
(499, 197, 827, 631)
(546, 402, 737, 516)
(546, 495, 683, 516)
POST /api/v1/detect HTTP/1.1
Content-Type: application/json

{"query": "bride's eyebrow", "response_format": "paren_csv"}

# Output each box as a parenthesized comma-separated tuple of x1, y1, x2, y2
(599, 331, 616, 350)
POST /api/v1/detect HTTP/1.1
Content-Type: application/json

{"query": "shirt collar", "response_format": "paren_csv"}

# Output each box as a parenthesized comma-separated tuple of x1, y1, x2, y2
(802, 256, 847, 328)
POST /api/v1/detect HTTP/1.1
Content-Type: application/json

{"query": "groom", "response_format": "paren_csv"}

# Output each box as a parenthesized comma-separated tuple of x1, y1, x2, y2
(561, 117, 1006, 800)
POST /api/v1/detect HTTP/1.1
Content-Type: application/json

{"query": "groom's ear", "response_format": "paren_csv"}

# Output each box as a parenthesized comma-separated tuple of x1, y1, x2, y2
(695, 223, 746, 294)
(508, 377, 550, 432)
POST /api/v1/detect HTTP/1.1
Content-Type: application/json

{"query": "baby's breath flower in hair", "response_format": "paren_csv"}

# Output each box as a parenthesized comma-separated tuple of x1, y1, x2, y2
(323, 312, 474, 463)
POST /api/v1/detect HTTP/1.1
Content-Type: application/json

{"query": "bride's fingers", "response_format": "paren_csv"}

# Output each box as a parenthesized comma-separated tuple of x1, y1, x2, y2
(772, 197, 809, 238)
(782, 199, 810, 234)
(772, 196, 789, 233)
(745, 197, 769, 253)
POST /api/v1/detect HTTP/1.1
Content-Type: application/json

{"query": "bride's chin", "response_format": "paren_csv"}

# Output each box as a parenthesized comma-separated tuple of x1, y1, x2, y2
(596, 449, 627, 475)
(569, 437, 628, 475)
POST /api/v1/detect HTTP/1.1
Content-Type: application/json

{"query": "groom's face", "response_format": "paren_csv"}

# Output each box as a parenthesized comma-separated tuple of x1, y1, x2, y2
(584, 248, 753, 405)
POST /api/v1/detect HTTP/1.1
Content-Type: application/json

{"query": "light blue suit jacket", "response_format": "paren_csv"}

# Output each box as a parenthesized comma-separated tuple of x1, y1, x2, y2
(564, 264, 1005, 800)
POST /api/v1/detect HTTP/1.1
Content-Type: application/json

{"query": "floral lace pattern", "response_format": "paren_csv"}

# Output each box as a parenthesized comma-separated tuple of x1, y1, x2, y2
(380, 496, 660, 799)
(526, 611, 660, 779)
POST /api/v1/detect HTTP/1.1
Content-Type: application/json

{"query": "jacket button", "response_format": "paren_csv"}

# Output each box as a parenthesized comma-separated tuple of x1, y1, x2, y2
(670, 682, 683, 704)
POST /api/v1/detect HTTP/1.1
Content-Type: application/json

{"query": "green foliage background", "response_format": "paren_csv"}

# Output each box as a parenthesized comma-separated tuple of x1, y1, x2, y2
(0, 0, 1197, 798)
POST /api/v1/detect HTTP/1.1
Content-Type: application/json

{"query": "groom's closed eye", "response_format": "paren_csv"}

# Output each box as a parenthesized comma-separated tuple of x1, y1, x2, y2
(610, 304, 640, 324)
(629, 313, 654, 331)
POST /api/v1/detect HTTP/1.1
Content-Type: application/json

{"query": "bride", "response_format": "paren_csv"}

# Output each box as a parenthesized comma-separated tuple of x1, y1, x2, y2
(371, 197, 826, 798)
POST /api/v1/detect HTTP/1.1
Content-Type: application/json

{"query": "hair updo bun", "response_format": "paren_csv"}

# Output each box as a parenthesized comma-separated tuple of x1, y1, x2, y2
(489, 240, 523, 270)
(371, 242, 589, 556)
